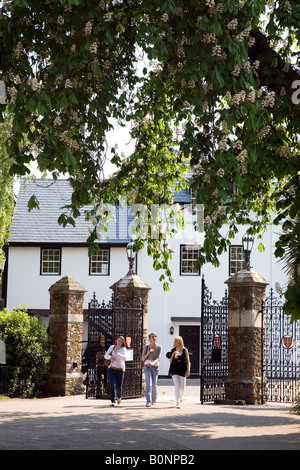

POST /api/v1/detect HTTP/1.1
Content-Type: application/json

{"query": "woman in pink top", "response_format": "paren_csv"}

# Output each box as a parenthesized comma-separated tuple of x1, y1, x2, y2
(104, 336, 127, 406)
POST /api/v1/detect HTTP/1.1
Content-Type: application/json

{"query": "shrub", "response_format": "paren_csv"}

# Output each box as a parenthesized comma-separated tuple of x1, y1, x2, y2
(0, 306, 52, 397)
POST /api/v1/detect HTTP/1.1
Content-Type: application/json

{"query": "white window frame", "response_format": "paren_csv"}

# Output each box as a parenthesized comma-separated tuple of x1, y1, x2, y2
(41, 248, 61, 275)
(180, 245, 200, 276)
(229, 245, 244, 275)
(89, 249, 110, 276)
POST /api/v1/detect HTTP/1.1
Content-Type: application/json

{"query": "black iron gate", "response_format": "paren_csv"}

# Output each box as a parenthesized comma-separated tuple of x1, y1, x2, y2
(84, 291, 144, 399)
(263, 289, 300, 403)
(200, 279, 300, 404)
(200, 277, 228, 403)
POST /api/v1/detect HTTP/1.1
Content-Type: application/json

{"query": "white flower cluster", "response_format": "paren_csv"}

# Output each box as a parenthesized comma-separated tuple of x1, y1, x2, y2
(231, 60, 251, 77)
(247, 90, 256, 102)
(57, 15, 64, 25)
(282, 63, 290, 72)
(257, 125, 271, 140)
(217, 168, 225, 177)
(31, 77, 41, 91)
(227, 19, 238, 30)
(276, 146, 290, 158)
(232, 140, 243, 149)
(7, 86, 17, 104)
(90, 42, 98, 54)
(65, 79, 72, 88)
(104, 11, 112, 22)
(161, 13, 168, 22)
(235, 20, 252, 43)
(283, 1, 292, 13)
(261, 91, 275, 108)
(217, 135, 228, 151)
(212, 44, 222, 57)
(59, 130, 80, 150)
(204, 215, 212, 226)
(288, 185, 296, 197)
(54, 116, 62, 126)
(13, 41, 24, 59)
(231, 90, 246, 105)
(175, 7, 183, 17)
(280, 87, 286, 96)
(177, 46, 185, 58)
(237, 149, 248, 174)
(84, 21, 93, 36)
(202, 33, 217, 44)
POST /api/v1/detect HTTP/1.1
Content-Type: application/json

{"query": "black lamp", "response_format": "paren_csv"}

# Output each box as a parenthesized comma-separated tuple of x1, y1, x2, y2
(126, 241, 136, 275)
(242, 235, 254, 270)
(169, 326, 174, 335)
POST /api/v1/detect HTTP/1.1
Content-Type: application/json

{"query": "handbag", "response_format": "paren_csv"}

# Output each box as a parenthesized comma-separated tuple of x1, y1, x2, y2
(104, 346, 114, 366)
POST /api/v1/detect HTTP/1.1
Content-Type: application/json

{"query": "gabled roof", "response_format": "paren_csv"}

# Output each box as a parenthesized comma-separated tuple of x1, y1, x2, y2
(9, 179, 192, 245)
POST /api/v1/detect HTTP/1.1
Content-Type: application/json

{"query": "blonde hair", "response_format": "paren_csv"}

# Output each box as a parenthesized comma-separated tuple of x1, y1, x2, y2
(173, 336, 184, 349)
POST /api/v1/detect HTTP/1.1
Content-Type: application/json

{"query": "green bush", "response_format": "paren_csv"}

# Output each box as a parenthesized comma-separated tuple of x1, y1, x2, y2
(0, 306, 52, 397)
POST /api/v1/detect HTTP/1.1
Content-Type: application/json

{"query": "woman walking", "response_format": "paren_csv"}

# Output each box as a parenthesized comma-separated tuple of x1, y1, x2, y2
(104, 336, 127, 406)
(168, 336, 190, 408)
(142, 332, 162, 407)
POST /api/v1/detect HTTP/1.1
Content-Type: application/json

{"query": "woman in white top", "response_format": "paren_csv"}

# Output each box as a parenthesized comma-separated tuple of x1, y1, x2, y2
(104, 336, 127, 406)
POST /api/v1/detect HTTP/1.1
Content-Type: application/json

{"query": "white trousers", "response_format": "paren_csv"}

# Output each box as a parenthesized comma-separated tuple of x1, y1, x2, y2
(172, 374, 186, 406)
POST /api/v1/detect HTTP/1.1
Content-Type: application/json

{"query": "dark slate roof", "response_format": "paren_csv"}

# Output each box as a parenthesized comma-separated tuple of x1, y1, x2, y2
(9, 179, 192, 245)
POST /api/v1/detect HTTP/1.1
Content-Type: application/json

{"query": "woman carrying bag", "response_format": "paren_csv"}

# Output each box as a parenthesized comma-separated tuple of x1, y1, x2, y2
(104, 336, 127, 406)
(167, 336, 190, 408)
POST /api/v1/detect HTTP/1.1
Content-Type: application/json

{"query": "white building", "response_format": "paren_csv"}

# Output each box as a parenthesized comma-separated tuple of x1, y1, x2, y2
(2, 179, 287, 376)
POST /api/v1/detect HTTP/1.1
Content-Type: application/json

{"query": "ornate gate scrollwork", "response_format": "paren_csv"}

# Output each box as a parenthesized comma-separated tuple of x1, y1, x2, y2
(83, 291, 144, 399)
(263, 289, 300, 403)
(200, 277, 228, 403)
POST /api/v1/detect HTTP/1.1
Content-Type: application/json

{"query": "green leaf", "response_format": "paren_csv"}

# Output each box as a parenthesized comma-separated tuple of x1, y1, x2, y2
(28, 195, 40, 211)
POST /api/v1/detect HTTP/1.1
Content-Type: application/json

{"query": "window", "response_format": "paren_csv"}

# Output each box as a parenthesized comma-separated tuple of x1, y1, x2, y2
(41, 248, 61, 275)
(89, 249, 110, 275)
(229, 245, 244, 275)
(180, 245, 200, 275)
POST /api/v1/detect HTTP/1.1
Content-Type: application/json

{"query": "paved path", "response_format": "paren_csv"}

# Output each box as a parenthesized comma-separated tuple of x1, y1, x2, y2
(0, 379, 299, 452)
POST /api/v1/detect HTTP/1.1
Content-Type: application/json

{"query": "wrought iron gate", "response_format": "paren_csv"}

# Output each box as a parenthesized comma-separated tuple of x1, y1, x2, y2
(84, 291, 144, 399)
(200, 277, 228, 403)
(200, 279, 300, 404)
(263, 289, 300, 403)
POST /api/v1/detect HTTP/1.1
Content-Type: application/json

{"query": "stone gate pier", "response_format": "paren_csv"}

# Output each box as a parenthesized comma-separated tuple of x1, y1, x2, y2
(225, 268, 268, 404)
(44, 275, 87, 396)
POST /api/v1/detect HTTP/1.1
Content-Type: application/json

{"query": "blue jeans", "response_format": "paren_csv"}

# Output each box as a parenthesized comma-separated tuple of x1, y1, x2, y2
(107, 368, 124, 403)
(144, 366, 159, 405)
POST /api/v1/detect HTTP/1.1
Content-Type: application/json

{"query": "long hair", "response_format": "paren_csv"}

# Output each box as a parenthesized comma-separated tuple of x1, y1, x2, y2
(173, 336, 184, 349)
(115, 336, 126, 347)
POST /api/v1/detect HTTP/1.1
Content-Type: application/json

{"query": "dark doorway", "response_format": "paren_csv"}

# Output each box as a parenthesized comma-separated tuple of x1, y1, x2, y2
(179, 325, 200, 375)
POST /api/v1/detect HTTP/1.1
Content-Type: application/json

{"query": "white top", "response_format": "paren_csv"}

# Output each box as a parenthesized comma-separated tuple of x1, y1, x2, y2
(104, 345, 127, 371)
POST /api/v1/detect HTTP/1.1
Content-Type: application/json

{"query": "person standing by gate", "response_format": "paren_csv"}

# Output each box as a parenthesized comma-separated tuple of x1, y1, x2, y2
(142, 332, 162, 407)
(104, 336, 127, 406)
(167, 336, 190, 408)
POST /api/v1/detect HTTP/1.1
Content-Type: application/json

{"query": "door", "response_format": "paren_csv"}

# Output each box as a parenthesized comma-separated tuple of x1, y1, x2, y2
(179, 325, 200, 375)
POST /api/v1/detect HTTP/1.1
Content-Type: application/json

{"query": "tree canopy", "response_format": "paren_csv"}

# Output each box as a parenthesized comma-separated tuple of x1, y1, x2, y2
(0, 120, 15, 274)
(0, 0, 299, 318)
